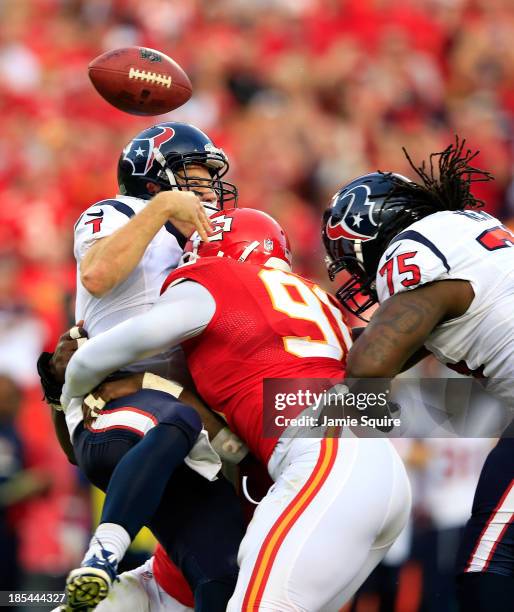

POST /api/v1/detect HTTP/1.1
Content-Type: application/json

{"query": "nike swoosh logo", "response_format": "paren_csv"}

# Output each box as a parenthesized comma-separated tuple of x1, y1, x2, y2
(384, 244, 401, 261)
(87, 210, 104, 217)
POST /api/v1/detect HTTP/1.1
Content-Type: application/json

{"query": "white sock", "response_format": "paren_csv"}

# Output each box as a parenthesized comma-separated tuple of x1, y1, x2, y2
(82, 523, 131, 566)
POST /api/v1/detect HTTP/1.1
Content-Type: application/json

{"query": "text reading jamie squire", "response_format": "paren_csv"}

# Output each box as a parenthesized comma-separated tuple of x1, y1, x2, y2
(270, 384, 400, 430)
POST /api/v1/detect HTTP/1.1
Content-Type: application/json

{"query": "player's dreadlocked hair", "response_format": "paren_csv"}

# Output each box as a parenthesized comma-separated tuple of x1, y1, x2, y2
(395, 135, 493, 210)
(377, 136, 495, 252)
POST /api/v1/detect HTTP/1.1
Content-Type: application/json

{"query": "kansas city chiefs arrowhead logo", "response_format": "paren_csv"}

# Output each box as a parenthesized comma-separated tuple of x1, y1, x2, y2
(325, 184, 378, 241)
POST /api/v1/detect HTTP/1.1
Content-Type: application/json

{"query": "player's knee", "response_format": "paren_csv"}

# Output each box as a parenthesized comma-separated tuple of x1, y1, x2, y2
(158, 402, 202, 447)
(75, 431, 138, 491)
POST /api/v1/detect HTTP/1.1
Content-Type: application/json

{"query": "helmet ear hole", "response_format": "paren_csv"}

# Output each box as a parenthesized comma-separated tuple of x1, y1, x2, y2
(146, 182, 162, 194)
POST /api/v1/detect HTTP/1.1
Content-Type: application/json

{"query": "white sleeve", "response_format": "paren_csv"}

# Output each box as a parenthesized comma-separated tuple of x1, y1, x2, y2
(74, 201, 134, 261)
(61, 281, 215, 405)
(376, 236, 450, 303)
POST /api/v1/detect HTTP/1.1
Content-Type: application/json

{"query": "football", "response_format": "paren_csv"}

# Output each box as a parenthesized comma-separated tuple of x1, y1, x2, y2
(88, 47, 192, 116)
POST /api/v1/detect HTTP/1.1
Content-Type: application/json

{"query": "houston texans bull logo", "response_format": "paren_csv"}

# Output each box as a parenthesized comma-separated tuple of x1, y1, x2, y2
(123, 126, 175, 176)
(325, 184, 378, 242)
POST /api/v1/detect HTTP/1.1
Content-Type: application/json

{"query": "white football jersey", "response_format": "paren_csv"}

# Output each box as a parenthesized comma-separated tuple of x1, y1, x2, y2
(74, 195, 184, 375)
(375, 209, 514, 405)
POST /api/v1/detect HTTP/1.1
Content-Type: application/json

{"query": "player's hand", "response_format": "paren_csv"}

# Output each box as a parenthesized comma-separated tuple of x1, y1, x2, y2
(82, 374, 144, 424)
(93, 373, 145, 404)
(152, 191, 212, 242)
(50, 321, 88, 383)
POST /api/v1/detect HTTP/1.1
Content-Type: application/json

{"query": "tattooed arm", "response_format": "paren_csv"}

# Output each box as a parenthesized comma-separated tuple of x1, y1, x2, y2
(346, 280, 474, 378)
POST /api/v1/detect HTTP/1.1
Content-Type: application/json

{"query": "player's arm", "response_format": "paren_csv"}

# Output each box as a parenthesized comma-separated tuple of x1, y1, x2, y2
(88, 373, 226, 438)
(86, 374, 247, 463)
(80, 191, 211, 297)
(346, 279, 473, 378)
(50, 410, 76, 464)
(37, 323, 88, 464)
(62, 281, 215, 405)
(351, 326, 430, 372)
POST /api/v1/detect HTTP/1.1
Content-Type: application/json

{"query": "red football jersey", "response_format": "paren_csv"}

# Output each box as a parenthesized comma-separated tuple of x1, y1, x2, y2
(162, 257, 351, 463)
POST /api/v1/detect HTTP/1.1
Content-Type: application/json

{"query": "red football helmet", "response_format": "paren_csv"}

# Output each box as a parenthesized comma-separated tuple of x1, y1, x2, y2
(184, 207, 292, 271)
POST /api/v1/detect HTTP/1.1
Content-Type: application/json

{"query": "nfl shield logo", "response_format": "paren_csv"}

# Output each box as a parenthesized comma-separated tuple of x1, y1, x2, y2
(264, 238, 274, 252)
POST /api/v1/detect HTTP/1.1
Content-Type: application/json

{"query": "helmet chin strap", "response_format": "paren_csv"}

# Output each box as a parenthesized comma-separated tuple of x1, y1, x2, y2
(237, 241, 292, 272)
(153, 147, 177, 187)
(238, 241, 260, 262)
(354, 239, 364, 265)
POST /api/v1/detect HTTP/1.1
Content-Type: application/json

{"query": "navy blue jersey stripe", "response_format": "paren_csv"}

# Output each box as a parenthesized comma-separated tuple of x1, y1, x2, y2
(165, 221, 187, 249)
(389, 229, 450, 272)
(101, 200, 136, 218)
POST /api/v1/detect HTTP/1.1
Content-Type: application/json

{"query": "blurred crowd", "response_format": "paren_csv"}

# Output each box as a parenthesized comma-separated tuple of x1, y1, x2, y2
(0, 0, 512, 609)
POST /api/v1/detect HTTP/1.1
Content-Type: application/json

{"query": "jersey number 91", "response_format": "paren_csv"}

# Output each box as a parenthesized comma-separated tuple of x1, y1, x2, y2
(259, 269, 352, 361)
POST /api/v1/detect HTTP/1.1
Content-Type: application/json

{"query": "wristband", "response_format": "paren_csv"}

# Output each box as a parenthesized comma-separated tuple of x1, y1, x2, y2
(69, 326, 82, 340)
(142, 373, 184, 398)
(211, 427, 249, 464)
(83, 394, 106, 418)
